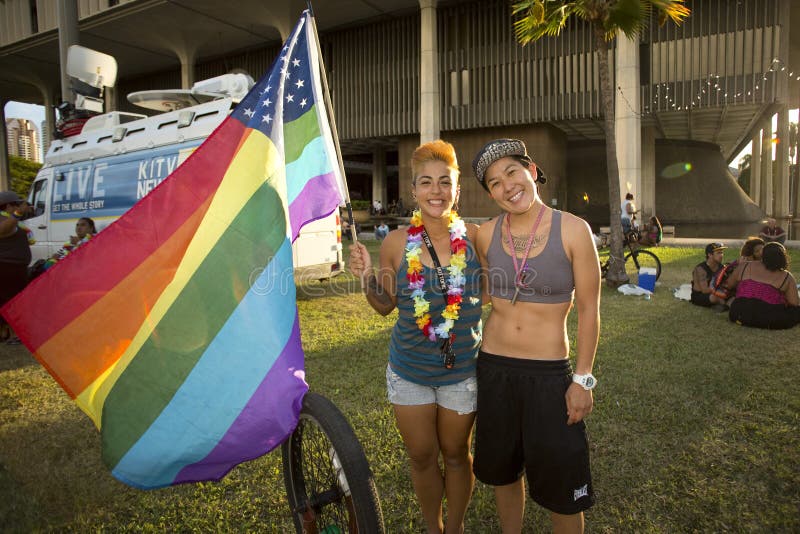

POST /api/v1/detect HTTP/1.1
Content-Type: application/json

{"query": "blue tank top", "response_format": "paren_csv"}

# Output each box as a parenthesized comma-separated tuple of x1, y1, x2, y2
(388, 236, 482, 386)
(486, 210, 574, 303)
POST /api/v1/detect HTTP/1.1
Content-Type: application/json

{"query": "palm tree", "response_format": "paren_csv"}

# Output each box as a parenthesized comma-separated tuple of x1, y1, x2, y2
(511, 0, 690, 285)
(738, 153, 751, 171)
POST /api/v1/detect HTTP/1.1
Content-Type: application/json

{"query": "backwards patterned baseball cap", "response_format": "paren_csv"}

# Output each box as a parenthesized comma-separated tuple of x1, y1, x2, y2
(705, 242, 727, 255)
(472, 138, 545, 190)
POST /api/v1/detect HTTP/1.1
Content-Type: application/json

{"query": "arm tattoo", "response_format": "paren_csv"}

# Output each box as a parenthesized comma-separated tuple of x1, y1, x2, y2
(366, 273, 393, 309)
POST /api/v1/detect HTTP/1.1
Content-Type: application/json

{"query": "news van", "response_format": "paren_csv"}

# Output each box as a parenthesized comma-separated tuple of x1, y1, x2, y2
(24, 48, 344, 280)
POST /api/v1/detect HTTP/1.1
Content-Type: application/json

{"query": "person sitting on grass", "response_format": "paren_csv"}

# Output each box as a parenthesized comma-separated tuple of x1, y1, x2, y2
(691, 242, 728, 308)
(341, 219, 361, 241)
(723, 242, 799, 329)
(758, 218, 786, 245)
(738, 237, 765, 262)
(374, 221, 389, 240)
(638, 215, 662, 247)
(710, 238, 766, 297)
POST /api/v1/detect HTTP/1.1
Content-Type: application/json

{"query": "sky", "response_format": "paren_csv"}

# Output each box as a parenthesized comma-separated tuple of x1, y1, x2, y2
(5, 101, 46, 163)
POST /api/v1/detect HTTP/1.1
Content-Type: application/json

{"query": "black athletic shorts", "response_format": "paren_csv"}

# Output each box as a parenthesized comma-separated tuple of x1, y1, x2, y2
(473, 351, 594, 515)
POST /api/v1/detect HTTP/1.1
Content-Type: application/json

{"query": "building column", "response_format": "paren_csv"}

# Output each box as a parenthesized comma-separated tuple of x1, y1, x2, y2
(750, 130, 761, 205)
(372, 148, 387, 207)
(640, 126, 656, 218)
(760, 118, 773, 215)
(57, 0, 80, 104)
(774, 106, 790, 219)
(177, 49, 196, 89)
(614, 32, 641, 207)
(0, 100, 9, 191)
(419, 0, 440, 143)
(104, 86, 116, 112)
(270, 0, 306, 42)
(41, 89, 55, 159)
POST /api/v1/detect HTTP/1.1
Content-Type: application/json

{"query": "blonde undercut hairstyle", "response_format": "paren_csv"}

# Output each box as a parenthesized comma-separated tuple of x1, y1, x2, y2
(411, 140, 459, 184)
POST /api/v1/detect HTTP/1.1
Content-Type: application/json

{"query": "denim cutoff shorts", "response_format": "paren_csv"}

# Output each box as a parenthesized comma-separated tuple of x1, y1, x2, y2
(386, 364, 477, 415)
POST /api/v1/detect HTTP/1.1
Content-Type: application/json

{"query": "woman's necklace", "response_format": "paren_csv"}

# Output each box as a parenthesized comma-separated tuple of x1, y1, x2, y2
(505, 206, 546, 305)
(510, 233, 543, 251)
(406, 209, 468, 342)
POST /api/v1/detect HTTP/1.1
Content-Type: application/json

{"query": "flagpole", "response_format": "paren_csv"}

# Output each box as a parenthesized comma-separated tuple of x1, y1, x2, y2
(307, 3, 358, 244)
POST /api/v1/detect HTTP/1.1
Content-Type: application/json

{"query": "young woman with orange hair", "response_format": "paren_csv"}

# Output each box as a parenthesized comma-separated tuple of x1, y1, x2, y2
(349, 140, 483, 533)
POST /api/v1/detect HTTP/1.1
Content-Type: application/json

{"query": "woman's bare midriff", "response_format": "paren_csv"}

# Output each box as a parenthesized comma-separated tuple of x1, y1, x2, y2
(481, 298, 572, 359)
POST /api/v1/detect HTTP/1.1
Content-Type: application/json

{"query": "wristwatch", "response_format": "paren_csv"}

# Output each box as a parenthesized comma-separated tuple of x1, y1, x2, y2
(572, 373, 597, 390)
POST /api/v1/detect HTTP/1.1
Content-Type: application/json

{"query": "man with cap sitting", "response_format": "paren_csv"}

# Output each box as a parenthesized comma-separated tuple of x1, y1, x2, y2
(758, 218, 787, 245)
(0, 191, 34, 343)
(690, 242, 728, 308)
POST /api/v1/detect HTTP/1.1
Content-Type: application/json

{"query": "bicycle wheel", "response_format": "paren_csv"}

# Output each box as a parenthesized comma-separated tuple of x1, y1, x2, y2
(624, 249, 662, 285)
(282, 392, 385, 534)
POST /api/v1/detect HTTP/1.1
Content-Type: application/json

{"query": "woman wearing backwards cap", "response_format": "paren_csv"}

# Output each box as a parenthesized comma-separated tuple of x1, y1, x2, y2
(0, 191, 34, 343)
(471, 139, 599, 533)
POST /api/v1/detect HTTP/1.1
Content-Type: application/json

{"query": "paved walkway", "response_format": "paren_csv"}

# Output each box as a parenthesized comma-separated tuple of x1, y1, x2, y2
(660, 238, 800, 249)
(355, 231, 800, 249)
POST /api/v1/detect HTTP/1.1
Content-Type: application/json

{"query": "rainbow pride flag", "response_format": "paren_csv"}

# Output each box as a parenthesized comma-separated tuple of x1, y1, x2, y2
(1, 10, 345, 489)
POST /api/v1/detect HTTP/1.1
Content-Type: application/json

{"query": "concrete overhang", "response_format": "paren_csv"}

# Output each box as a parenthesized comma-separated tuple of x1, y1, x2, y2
(0, 0, 421, 104)
(555, 102, 784, 163)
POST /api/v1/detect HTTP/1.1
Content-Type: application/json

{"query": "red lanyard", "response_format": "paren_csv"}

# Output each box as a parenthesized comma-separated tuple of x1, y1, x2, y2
(505, 206, 545, 290)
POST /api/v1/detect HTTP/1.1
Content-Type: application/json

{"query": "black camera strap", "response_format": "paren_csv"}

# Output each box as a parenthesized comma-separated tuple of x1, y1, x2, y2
(420, 229, 450, 300)
(421, 228, 456, 369)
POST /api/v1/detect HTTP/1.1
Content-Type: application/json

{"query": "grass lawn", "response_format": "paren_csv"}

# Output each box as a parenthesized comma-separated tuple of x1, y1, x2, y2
(1, 244, 798, 532)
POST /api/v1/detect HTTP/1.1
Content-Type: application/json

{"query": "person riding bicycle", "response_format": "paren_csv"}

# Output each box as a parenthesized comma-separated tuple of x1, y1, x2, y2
(621, 193, 637, 237)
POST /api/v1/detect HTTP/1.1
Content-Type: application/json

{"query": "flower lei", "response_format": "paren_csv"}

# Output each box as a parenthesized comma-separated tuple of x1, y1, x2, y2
(44, 234, 93, 270)
(406, 209, 468, 342)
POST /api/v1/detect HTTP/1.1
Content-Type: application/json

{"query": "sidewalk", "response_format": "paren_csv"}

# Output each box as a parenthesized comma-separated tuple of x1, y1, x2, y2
(660, 237, 800, 249)
(355, 232, 800, 248)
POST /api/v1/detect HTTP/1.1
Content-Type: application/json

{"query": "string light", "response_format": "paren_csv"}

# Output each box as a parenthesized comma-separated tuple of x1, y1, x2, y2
(616, 57, 795, 118)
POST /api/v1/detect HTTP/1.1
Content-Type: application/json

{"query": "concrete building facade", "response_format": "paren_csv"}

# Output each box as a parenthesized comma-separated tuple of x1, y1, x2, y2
(0, 0, 798, 231)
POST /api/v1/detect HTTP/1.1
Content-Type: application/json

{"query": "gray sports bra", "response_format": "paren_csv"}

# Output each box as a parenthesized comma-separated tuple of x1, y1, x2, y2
(486, 210, 575, 303)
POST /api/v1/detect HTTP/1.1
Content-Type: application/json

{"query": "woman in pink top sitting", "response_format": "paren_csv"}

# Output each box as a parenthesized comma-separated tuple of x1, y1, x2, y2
(724, 242, 799, 329)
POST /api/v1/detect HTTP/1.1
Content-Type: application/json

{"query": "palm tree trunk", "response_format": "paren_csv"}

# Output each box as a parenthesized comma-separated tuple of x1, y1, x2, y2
(594, 26, 628, 286)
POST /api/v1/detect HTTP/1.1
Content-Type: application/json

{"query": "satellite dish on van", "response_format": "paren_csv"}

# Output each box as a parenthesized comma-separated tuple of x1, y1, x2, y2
(67, 45, 118, 89)
(127, 90, 221, 112)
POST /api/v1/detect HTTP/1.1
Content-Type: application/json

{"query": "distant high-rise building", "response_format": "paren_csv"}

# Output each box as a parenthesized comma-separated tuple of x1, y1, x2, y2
(40, 119, 49, 158)
(6, 118, 41, 163)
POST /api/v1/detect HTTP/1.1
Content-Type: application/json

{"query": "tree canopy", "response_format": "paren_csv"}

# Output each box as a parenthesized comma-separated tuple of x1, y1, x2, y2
(511, 0, 690, 285)
(512, 0, 690, 43)
(9, 155, 41, 197)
